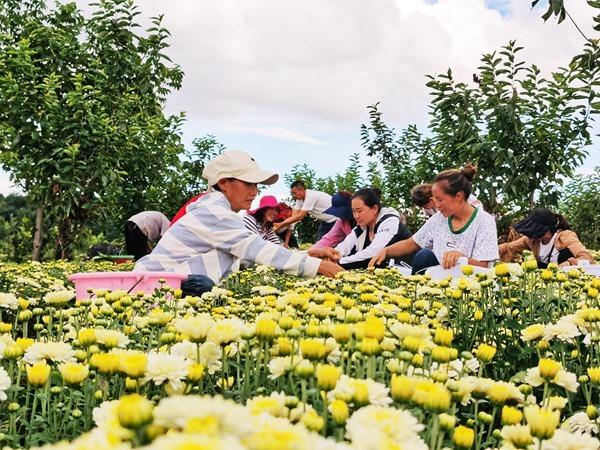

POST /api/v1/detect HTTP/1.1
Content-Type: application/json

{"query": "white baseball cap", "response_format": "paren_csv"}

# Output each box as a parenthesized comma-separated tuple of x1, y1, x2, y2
(202, 150, 279, 188)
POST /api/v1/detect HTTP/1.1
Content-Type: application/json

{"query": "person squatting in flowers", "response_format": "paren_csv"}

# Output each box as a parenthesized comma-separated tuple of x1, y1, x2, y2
(135, 150, 344, 296)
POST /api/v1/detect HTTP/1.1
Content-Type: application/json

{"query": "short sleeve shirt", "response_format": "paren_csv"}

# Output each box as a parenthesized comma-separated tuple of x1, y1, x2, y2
(295, 190, 337, 223)
(412, 208, 499, 264)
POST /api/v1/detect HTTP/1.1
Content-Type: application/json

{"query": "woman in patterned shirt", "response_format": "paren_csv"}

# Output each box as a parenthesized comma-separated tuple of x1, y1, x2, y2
(243, 195, 284, 245)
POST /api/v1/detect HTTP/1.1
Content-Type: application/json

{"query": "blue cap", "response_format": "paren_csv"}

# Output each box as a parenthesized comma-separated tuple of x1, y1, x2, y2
(324, 192, 353, 221)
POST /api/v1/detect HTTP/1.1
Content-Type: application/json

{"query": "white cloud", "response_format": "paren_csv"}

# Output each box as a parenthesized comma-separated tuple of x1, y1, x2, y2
(107, 0, 594, 128)
(222, 125, 330, 146)
(25, 0, 597, 184)
(0, 171, 21, 195)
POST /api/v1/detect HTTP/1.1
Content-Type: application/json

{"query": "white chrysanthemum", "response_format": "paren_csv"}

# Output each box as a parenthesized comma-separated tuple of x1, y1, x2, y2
(62, 428, 132, 450)
(0, 367, 10, 401)
(143, 431, 245, 450)
(416, 285, 444, 296)
(450, 277, 481, 292)
(207, 318, 243, 346)
(461, 376, 496, 397)
(161, 339, 225, 374)
(201, 287, 230, 301)
(132, 316, 151, 330)
(269, 356, 305, 379)
(308, 435, 353, 450)
(432, 357, 480, 380)
(541, 429, 600, 450)
(436, 306, 449, 321)
(547, 396, 568, 411)
(506, 263, 524, 277)
(143, 351, 191, 390)
(501, 424, 533, 448)
(246, 414, 311, 449)
(553, 370, 579, 393)
(23, 341, 76, 364)
(44, 290, 75, 305)
(329, 375, 392, 407)
(174, 314, 214, 342)
(325, 338, 341, 364)
(153, 395, 254, 438)
(171, 340, 222, 373)
(346, 405, 425, 449)
(92, 400, 133, 440)
(352, 432, 429, 450)
(562, 412, 599, 435)
(94, 328, 130, 348)
(254, 265, 274, 274)
(246, 391, 288, 417)
(543, 318, 581, 343)
(0, 293, 18, 310)
(389, 322, 432, 343)
(525, 368, 579, 393)
(521, 324, 546, 342)
(251, 285, 281, 296)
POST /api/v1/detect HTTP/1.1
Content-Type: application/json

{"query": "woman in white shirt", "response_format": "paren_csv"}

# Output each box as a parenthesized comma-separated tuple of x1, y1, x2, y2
(411, 182, 483, 217)
(371, 165, 498, 274)
(309, 188, 412, 269)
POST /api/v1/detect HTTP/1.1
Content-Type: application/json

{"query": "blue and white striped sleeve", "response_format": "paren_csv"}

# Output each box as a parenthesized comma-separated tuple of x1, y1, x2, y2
(213, 208, 320, 277)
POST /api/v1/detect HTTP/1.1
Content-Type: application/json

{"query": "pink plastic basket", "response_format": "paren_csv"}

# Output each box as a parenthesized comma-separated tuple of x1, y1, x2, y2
(68, 271, 188, 299)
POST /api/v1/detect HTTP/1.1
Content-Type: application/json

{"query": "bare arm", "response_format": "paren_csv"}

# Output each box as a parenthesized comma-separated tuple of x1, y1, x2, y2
(369, 237, 420, 267)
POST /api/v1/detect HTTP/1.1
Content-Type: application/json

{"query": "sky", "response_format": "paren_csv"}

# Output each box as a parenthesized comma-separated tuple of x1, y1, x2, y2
(1, 0, 598, 202)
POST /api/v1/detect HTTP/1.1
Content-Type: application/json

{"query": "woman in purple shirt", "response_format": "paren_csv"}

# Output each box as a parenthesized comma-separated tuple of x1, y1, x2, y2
(309, 191, 355, 251)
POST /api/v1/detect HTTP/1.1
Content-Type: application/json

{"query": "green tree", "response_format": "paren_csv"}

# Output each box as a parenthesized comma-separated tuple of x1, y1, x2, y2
(0, 0, 184, 259)
(0, 193, 36, 261)
(361, 41, 594, 217)
(558, 167, 600, 249)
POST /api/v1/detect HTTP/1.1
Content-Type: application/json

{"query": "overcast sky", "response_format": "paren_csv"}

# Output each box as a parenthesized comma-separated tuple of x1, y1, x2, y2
(1, 0, 598, 201)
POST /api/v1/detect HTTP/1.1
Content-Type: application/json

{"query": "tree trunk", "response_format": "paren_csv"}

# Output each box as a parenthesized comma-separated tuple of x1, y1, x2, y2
(32, 207, 44, 261)
(529, 190, 535, 210)
(56, 218, 73, 260)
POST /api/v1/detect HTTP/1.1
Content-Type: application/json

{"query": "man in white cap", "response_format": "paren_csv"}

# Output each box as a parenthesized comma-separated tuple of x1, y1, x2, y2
(135, 150, 343, 296)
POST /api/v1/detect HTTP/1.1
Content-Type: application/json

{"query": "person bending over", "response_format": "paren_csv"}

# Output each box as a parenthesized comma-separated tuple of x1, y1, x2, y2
(499, 208, 594, 268)
(135, 150, 344, 296)
(273, 180, 338, 241)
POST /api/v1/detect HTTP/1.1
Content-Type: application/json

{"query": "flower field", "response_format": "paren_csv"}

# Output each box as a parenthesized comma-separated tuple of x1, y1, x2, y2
(0, 259, 600, 449)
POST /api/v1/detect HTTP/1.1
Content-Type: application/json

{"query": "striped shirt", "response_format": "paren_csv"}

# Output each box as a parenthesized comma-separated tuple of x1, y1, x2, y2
(134, 191, 321, 283)
(242, 214, 282, 245)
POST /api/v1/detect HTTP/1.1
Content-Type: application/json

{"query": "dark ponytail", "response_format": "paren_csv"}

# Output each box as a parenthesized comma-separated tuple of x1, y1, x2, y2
(433, 163, 477, 199)
(555, 213, 571, 231)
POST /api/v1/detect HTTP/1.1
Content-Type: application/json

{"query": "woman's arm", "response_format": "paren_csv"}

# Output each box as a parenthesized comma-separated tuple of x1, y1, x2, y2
(558, 230, 595, 264)
(369, 238, 421, 267)
(498, 236, 531, 262)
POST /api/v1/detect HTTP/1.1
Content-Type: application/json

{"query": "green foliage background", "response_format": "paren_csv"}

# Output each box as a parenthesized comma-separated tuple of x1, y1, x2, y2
(0, 0, 598, 258)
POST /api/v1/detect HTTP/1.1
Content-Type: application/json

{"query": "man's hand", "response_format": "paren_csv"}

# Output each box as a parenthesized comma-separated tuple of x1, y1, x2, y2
(441, 251, 464, 269)
(369, 248, 387, 267)
(318, 260, 345, 278)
